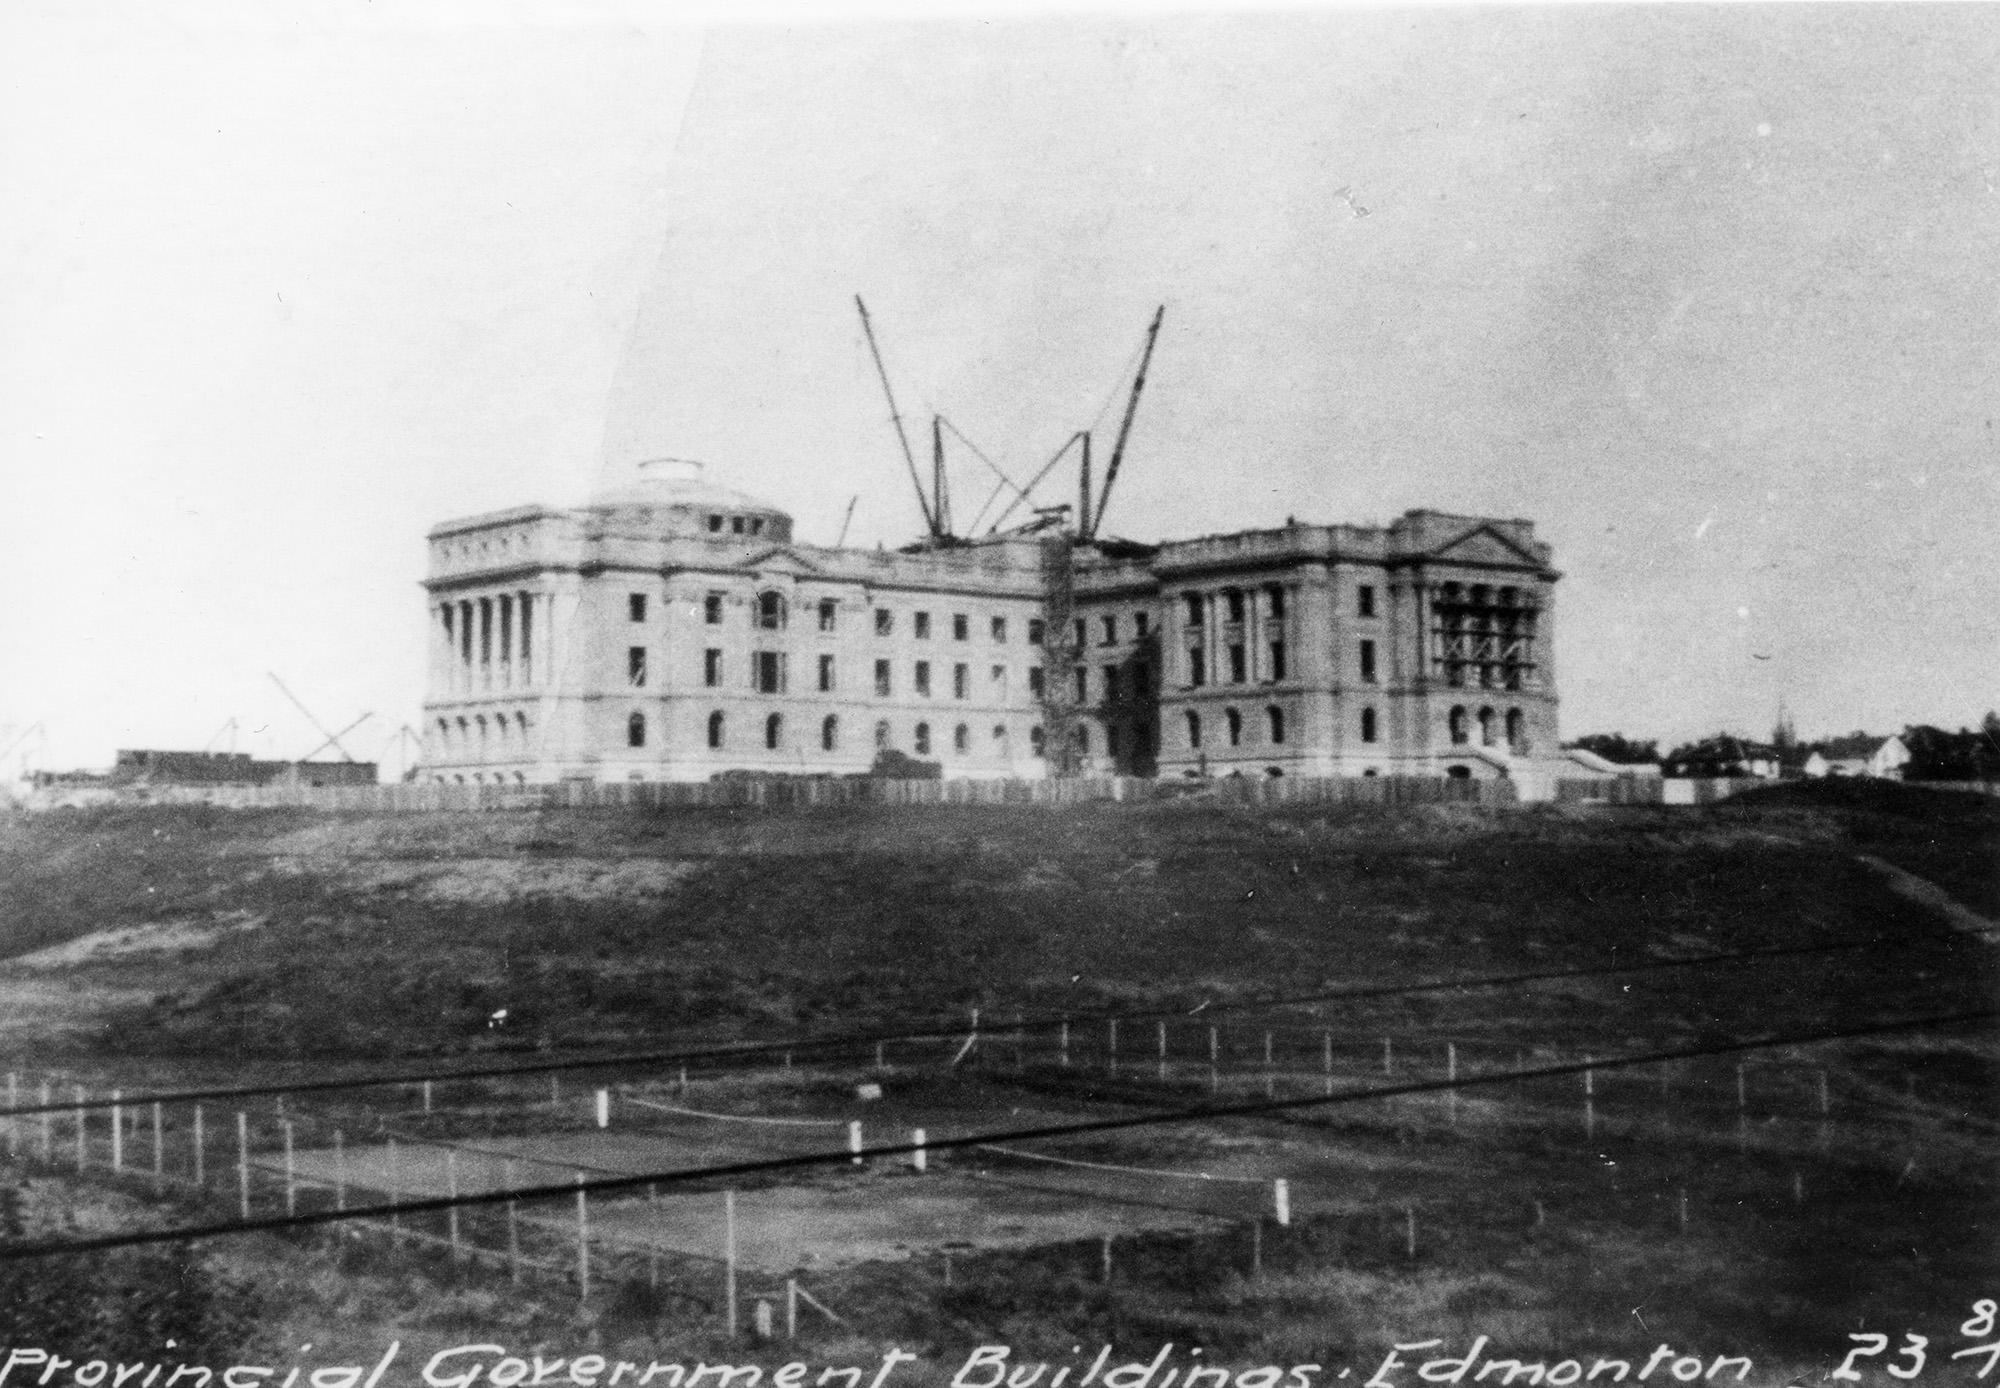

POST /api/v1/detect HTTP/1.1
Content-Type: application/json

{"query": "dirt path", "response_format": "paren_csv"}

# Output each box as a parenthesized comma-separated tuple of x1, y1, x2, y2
(1855, 853, 2000, 941)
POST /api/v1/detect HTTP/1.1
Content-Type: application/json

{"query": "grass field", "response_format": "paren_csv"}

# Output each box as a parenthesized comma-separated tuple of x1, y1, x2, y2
(0, 781, 1992, 1373)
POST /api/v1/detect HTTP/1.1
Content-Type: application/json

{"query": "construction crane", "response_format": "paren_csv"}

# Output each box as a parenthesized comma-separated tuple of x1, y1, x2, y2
(855, 296, 944, 543)
(1084, 304, 1165, 541)
(267, 672, 367, 764)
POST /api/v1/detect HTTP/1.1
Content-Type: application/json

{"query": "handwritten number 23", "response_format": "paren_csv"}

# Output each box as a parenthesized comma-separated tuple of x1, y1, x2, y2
(1832, 1334, 1927, 1381)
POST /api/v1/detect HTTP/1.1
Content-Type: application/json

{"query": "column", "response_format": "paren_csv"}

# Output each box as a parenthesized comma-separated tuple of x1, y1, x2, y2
(499, 595, 514, 689)
(519, 590, 535, 688)
(1247, 586, 1263, 682)
(479, 598, 493, 690)
(459, 600, 475, 694)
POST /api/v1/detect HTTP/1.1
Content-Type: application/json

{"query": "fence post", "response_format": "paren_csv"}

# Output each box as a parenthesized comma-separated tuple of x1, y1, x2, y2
(151, 1102, 163, 1194)
(506, 1159, 520, 1283)
(5, 1073, 13, 1158)
(876, 1041, 885, 1071)
(786, 1278, 798, 1340)
(755, 1300, 774, 1340)
(423, 1079, 433, 1115)
(575, 1173, 590, 1300)
(446, 1150, 462, 1265)
(1583, 1059, 1596, 1139)
(283, 1120, 296, 1215)
(595, 1088, 610, 1129)
(1273, 1178, 1291, 1226)
(74, 1086, 87, 1170)
(848, 1120, 863, 1165)
(1250, 1217, 1262, 1278)
(911, 1128, 927, 1173)
(192, 1102, 203, 1186)
(1405, 1206, 1417, 1258)
(1101, 1233, 1113, 1284)
(237, 1112, 250, 1218)
(388, 1138, 401, 1246)
(334, 1130, 346, 1210)
(724, 1190, 738, 1338)
(1322, 1032, 1333, 1097)
(1157, 1020, 1168, 1080)
(1108, 1019, 1118, 1076)
(111, 1090, 123, 1171)
(1383, 1037, 1393, 1074)
(1060, 1020, 1070, 1067)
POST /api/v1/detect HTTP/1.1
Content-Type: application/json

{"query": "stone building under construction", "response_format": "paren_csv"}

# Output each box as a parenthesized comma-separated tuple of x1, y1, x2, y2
(418, 459, 1562, 785)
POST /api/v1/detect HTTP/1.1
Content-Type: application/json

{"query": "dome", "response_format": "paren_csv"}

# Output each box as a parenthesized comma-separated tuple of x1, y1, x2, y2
(590, 458, 785, 515)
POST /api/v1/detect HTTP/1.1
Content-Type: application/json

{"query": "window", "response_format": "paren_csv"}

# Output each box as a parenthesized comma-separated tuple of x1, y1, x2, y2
(1184, 593, 1204, 626)
(628, 647, 647, 687)
(708, 514, 723, 533)
(757, 591, 786, 630)
(1269, 641, 1287, 681)
(1479, 706, 1497, 747)
(915, 722, 932, 755)
(765, 713, 782, 750)
(1107, 726, 1121, 757)
(875, 720, 890, 750)
(914, 612, 931, 639)
(953, 663, 969, 699)
(1226, 589, 1245, 623)
(1075, 725, 1089, 754)
(1229, 645, 1246, 683)
(991, 616, 1008, 643)
(818, 599, 837, 632)
(1135, 613, 1150, 640)
(1030, 725, 1046, 757)
(627, 712, 646, 748)
(1506, 707, 1526, 752)
(874, 659, 892, 697)
(953, 723, 970, 753)
(1074, 668, 1088, 702)
(731, 516, 745, 534)
(1449, 706, 1469, 745)
(1186, 711, 1202, 749)
(1361, 707, 1378, 743)
(705, 593, 724, 625)
(754, 650, 784, 694)
(1074, 619, 1087, 650)
(1268, 707, 1286, 744)
(1028, 667, 1045, 697)
(1266, 585, 1286, 620)
(1027, 618, 1045, 646)
(875, 609, 893, 637)
(819, 654, 835, 692)
(1189, 647, 1206, 687)
(915, 661, 932, 696)
(1104, 666, 1121, 702)
(1226, 708, 1243, 747)
(991, 665, 1008, 698)
(1360, 639, 1377, 683)
(953, 613, 968, 640)
(1358, 585, 1377, 618)
(1102, 615, 1118, 645)
(628, 594, 647, 623)
(822, 715, 839, 751)
(705, 648, 722, 687)
(751, 517, 765, 535)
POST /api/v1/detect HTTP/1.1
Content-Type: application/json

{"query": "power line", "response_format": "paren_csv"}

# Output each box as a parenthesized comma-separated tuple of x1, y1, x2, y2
(1, 1004, 1988, 1261)
(0, 924, 1967, 1119)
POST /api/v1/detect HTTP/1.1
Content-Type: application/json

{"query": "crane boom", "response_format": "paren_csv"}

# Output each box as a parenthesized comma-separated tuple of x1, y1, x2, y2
(854, 296, 936, 537)
(1089, 304, 1165, 539)
(268, 672, 359, 763)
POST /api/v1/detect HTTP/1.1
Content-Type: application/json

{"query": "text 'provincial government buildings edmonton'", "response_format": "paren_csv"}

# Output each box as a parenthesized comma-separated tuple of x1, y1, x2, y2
(419, 460, 1562, 785)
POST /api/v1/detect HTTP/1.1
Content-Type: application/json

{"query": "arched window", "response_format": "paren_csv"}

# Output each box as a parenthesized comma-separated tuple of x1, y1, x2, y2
(1267, 706, 1286, 744)
(954, 723, 970, 753)
(765, 712, 782, 750)
(1478, 706, 1496, 747)
(1226, 708, 1242, 746)
(1075, 724, 1089, 754)
(1506, 708, 1525, 752)
(476, 714, 489, 745)
(915, 722, 932, 755)
(1030, 725, 1046, 757)
(516, 711, 529, 738)
(992, 723, 1008, 747)
(436, 718, 449, 743)
(821, 715, 838, 751)
(1225, 588, 1245, 622)
(1184, 593, 1204, 626)
(756, 590, 786, 630)
(707, 710, 724, 749)
(1186, 711, 1203, 750)
(627, 712, 646, 748)
(1361, 707, 1378, 743)
(875, 720, 891, 750)
(1449, 706, 1468, 745)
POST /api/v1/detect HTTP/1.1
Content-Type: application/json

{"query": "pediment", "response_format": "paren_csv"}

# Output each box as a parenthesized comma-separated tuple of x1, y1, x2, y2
(1427, 524, 1543, 570)
(743, 545, 825, 577)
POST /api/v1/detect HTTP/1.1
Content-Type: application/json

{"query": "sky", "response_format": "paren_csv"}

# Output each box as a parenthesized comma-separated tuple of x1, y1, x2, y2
(3, 1, 1996, 778)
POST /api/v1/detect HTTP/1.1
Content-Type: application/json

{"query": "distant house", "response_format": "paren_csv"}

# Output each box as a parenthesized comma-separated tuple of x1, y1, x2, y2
(1802, 735, 1908, 781)
(1662, 737, 1781, 779)
(110, 750, 377, 788)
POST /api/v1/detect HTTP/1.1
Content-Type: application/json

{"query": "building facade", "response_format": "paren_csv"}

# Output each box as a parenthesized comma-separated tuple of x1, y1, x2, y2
(419, 461, 1561, 784)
